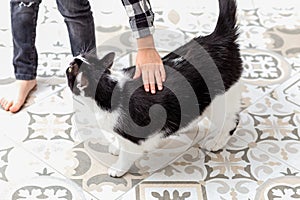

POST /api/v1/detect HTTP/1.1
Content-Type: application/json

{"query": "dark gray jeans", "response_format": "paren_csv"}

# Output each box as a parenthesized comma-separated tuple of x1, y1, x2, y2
(11, 0, 96, 80)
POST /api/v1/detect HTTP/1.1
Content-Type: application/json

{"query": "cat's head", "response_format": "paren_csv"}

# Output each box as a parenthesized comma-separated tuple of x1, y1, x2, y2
(66, 52, 115, 97)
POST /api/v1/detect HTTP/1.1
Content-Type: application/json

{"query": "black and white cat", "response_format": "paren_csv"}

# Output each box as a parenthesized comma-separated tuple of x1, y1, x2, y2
(66, 0, 243, 177)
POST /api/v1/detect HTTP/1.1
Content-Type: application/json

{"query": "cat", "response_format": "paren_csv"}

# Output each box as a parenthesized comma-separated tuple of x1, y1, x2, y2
(66, 0, 243, 177)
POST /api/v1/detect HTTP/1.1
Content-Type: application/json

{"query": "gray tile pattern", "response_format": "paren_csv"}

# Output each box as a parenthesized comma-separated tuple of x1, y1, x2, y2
(0, 0, 300, 199)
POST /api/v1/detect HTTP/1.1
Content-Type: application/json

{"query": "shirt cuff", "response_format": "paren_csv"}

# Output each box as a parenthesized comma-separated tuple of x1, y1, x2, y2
(131, 26, 155, 39)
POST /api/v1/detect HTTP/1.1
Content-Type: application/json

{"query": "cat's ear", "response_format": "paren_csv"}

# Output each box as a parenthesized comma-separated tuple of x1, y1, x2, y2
(101, 52, 115, 69)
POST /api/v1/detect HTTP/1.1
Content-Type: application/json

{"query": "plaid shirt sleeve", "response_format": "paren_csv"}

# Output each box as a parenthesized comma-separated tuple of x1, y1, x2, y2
(121, 0, 155, 38)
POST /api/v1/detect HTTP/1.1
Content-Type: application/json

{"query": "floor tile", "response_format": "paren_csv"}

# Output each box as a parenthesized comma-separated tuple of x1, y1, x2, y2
(205, 164, 300, 200)
(0, 135, 98, 200)
(261, 26, 300, 75)
(123, 132, 250, 199)
(0, 46, 13, 80)
(135, 181, 206, 200)
(236, 0, 255, 10)
(252, 0, 300, 26)
(118, 188, 137, 200)
(3, 92, 82, 173)
(1, 0, 300, 199)
(65, 140, 146, 200)
(240, 49, 292, 107)
(2, 90, 146, 199)
(201, 135, 275, 200)
(254, 165, 300, 200)
(235, 95, 300, 171)
(272, 72, 300, 110)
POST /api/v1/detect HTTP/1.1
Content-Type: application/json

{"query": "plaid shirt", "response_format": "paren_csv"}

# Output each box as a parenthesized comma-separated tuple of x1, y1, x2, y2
(121, 0, 155, 38)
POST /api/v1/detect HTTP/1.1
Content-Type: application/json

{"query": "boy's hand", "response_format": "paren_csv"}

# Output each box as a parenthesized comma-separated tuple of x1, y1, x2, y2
(133, 35, 166, 94)
(134, 48, 165, 94)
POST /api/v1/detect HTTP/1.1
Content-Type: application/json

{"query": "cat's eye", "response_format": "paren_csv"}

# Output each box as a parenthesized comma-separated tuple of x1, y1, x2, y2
(68, 67, 72, 73)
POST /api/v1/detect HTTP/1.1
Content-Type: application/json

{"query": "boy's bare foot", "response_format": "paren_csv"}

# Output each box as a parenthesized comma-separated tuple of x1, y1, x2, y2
(0, 79, 37, 113)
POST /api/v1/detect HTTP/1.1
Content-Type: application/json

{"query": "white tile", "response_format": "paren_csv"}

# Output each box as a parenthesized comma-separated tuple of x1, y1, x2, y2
(235, 96, 300, 172)
(0, 136, 96, 200)
(205, 159, 300, 200)
(252, 0, 300, 10)
(272, 72, 300, 110)
(118, 187, 137, 200)
(236, 0, 255, 10)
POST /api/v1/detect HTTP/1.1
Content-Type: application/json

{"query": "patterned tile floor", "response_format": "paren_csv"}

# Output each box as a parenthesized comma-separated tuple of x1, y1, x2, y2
(1, 0, 300, 199)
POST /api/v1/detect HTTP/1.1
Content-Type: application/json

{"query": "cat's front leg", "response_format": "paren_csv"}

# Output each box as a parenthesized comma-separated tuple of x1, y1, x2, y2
(108, 138, 120, 156)
(108, 142, 143, 177)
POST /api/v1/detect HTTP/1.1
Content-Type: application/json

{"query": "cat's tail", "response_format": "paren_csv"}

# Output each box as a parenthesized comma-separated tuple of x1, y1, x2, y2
(211, 0, 238, 38)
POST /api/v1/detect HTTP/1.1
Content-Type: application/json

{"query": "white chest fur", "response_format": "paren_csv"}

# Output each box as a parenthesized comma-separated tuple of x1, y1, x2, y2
(75, 95, 120, 132)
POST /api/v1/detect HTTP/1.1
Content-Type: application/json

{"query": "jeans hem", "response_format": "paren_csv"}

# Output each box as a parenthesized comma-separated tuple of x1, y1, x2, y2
(15, 74, 36, 80)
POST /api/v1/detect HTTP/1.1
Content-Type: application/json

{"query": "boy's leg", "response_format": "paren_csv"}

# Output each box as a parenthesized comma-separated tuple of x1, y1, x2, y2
(0, 0, 41, 112)
(56, 0, 96, 56)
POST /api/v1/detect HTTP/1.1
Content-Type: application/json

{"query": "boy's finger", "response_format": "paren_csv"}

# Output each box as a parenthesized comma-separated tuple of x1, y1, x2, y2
(159, 64, 166, 82)
(142, 71, 150, 92)
(149, 71, 156, 94)
(155, 69, 163, 90)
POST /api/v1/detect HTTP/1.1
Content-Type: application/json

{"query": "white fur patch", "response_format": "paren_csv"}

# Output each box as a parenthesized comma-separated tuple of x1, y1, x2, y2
(75, 55, 90, 65)
(199, 81, 242, 151)
(77, 95, 121, 132)
(109, 69, 131, 89)
(76, 72, 88, 96)
(172, 57, 184, 65)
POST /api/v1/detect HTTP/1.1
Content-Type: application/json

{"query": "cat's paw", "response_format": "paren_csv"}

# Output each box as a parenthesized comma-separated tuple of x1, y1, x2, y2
(108, 166, 127, 178)
(108, 144, 120, 156)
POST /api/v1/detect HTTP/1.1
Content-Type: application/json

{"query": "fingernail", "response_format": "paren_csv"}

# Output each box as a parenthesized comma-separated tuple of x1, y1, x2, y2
(145, 88, 149, 92)
(158, 86, 163, 90)
(151, 90, 155, 94)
